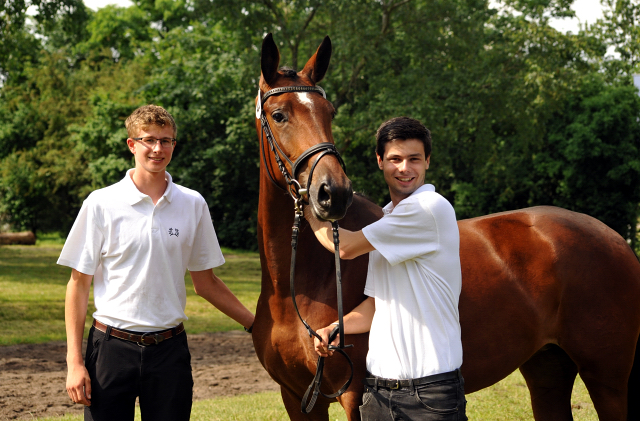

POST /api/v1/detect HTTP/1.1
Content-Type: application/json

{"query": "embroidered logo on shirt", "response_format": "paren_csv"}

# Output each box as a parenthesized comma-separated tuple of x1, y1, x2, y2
(168, 228, 179, 237)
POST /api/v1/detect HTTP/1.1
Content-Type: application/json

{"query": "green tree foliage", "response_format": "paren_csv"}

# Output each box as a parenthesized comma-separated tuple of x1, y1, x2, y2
(1, 0, 639, 252)
(534, 75, 640, 244)
(1, 0, 89, 79)
(138, 23, 260, 248)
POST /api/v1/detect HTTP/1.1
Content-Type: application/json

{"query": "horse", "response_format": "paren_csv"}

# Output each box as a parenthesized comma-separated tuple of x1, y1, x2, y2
(251, 33, 640, 421)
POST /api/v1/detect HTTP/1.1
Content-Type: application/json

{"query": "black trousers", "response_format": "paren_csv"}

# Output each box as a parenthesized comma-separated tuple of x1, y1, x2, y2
(84, 325, 193, 421)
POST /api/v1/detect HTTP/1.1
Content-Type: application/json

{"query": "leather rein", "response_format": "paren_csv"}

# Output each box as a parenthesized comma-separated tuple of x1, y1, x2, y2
(256, 84, 354, 413)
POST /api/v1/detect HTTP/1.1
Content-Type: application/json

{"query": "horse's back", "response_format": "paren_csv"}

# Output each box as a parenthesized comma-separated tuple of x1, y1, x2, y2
(458, 206, 640, 393)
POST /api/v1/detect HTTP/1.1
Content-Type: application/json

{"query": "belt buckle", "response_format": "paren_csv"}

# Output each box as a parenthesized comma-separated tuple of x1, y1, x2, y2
(389, 380, 400, 389)
(138, 332, 165, 346)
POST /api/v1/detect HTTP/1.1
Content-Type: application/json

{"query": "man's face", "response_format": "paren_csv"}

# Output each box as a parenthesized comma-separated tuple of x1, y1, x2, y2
(126, 125, 175, 176)
(377, 139, 430, 205)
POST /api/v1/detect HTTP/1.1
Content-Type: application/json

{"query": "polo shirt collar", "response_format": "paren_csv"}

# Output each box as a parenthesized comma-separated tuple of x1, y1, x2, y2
(122, 169, 175, 205)
(383, 183, 435, 215)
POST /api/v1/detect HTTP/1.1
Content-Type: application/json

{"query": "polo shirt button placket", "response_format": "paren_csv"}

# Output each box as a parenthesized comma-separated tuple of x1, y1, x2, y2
(150, 206, 159, 234)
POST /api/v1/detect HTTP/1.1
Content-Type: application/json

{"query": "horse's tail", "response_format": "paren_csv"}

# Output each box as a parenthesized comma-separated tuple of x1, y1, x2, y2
(629, 333, 640, 420)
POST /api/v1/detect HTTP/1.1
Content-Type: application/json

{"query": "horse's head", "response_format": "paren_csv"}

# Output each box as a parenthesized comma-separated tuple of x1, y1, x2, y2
(256, 33, 353, 221)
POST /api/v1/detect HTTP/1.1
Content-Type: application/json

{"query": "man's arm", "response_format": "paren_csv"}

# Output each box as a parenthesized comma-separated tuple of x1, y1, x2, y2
(65, 269, 93, 406)
(314, 296, 375, 357)
(190, 269, 255, 330)
(305, 211, 375, 260)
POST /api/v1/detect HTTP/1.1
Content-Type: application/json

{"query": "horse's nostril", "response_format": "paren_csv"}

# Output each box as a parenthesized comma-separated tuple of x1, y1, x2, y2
(318, 183, 331, 206)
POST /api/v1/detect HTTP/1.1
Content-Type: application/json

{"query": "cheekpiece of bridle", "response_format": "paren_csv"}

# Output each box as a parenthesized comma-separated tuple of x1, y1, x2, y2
(256, 84, 353, 414)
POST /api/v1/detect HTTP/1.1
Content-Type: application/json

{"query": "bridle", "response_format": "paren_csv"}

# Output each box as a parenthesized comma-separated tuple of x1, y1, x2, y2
(257, 85, 346, 201)
(256, 84, 354, 413)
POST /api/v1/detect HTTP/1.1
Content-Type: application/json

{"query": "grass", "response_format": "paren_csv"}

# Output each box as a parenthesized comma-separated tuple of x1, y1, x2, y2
(1, 239, 598, 420)
(0, 236, 261, 345)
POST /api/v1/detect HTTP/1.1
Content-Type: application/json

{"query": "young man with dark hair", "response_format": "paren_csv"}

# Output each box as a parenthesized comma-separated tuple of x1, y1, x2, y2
(60, 104, 255, 421)
(307, 116, 467, 420)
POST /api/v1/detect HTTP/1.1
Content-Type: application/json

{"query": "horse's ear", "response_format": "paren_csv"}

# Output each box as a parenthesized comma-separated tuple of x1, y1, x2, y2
(261, 33, 280, 86)
(302, 36, 331, 84)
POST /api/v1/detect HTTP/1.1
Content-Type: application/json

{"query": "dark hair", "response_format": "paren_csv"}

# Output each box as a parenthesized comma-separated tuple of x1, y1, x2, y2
(375, 117, 432, 158)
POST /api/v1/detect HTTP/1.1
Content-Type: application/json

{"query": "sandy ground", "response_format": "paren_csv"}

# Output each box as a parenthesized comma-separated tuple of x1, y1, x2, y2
(0, 331, 279, 420)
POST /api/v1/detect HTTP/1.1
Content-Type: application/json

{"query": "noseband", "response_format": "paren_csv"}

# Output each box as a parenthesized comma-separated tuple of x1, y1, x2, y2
(256, 85, 346, 202)
(256, 85, 353, 414)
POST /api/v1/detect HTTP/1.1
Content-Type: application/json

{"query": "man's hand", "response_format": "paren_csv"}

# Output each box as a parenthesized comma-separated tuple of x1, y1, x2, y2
(304, 208, 375, 260)
(314, 325, 340, 357)
(66, 362, 91, 406)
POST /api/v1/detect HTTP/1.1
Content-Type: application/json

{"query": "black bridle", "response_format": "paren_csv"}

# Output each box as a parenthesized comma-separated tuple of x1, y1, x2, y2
(257, 85, 346, 200)
(257, 84, 353, 413)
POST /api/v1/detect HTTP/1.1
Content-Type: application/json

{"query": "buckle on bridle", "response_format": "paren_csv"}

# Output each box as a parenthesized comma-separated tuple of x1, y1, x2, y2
(138, 332, 165, 346)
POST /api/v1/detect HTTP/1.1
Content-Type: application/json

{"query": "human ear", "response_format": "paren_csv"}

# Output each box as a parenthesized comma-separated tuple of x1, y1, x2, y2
(126, 138, 136, 153)
(376, 154, 383, 170)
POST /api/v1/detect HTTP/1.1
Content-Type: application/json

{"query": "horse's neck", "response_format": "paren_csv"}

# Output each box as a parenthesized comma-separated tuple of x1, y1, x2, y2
(257, 176, 333, 296)
(258, 176, 295, 275)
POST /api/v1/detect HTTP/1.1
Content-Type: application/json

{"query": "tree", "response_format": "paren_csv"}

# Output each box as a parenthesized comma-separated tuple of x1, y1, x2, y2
(138, 23, 260, 249)
(534, 75, 640, 244)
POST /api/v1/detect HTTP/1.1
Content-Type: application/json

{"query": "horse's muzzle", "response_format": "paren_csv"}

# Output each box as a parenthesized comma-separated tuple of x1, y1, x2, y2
(310, 175, 353, 221)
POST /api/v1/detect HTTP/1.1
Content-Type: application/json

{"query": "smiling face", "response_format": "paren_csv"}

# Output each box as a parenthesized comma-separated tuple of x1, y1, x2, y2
(126, 125, 176, 177)
(377, 138, 430, 206)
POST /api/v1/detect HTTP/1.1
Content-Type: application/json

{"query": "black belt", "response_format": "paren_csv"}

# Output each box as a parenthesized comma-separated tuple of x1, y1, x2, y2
(364, 369, 460, 390)
(93, 319, 184, 346)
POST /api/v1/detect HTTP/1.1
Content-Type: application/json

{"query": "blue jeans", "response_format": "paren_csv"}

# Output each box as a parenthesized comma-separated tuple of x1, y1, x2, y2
(359, 370, 467, 421)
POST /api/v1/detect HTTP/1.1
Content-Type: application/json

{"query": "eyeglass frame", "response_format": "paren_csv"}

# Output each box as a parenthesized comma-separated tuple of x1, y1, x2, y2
(130, 137, 177, 148)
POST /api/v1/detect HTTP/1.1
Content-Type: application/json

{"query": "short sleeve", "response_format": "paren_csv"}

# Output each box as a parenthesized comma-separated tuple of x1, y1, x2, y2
(187, 199, 225, 271)
(57, 196, 105, 275)
(362, 199, 439, 266)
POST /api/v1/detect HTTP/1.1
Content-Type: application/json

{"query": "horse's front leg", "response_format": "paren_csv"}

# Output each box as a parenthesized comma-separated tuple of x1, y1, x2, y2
(280, 385, 331, 421)
(337, 389, 363, 421)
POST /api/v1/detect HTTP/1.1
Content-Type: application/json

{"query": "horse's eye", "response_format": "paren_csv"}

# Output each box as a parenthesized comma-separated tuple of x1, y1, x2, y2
(272, 112, 286, 123)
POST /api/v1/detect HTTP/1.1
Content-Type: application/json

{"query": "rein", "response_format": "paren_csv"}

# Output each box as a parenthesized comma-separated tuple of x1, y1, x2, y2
(257, 84, 353, 413)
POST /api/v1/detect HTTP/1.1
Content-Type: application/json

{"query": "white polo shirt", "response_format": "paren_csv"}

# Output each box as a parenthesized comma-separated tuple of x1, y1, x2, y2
(362, 184, 463, 380)
(58, 170, 225, 332)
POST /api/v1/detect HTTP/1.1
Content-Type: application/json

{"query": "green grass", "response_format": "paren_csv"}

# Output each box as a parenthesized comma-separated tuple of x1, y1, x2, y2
(29, 392, 349, 421)
(0, 241, 260, 345)
(1, 241, 597, 420)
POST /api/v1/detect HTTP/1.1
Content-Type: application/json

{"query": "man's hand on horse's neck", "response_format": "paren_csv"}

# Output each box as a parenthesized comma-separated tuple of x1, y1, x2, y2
(304, 208, 374, 260)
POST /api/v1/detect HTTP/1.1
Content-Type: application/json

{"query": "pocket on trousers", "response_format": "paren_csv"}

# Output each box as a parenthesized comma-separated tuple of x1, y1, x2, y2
(414, 379, 460, 414)
(360, 386, 375, 408)
(85, 329, 103, 366)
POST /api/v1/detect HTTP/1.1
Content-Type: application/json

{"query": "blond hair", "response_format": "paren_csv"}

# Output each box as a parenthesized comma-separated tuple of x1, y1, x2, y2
(125, 104, 177, 138)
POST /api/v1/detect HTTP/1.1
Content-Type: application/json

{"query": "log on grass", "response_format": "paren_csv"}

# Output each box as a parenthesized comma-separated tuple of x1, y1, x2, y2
(0, 231, 36, 245)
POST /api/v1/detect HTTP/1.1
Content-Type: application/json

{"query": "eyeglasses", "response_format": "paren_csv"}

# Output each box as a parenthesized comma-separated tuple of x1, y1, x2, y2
(132, 137, 176, 148)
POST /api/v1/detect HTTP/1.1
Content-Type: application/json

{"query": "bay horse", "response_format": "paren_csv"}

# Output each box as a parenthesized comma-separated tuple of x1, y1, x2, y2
(252, 33, 640, 421)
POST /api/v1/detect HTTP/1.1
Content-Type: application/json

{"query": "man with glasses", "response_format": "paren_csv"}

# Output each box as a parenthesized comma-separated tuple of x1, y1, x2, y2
(59, 104, 255, 420)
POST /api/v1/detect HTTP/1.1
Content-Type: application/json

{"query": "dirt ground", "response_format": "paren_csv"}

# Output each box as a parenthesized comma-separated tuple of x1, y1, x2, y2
(0, 331, 279, 420)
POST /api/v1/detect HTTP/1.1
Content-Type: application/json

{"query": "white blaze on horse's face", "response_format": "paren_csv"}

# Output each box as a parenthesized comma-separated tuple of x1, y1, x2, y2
(295, 92, 314, 106)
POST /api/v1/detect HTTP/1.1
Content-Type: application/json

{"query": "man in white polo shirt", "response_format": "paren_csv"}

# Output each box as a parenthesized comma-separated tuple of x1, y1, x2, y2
(59, 104, 255, 421)
(307, 117, 466, 420)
